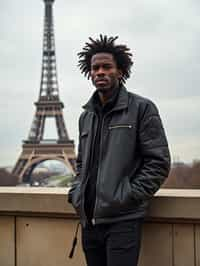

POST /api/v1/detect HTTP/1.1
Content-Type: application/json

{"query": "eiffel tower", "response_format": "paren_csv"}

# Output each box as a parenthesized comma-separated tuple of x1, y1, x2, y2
(13, 0, 76, 183)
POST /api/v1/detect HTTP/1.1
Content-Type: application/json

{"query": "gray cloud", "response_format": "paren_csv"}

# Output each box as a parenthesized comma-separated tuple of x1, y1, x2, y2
(0, 0, 199, 166)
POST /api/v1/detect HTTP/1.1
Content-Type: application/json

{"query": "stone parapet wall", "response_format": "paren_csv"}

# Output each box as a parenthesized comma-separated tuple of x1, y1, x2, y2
(0, 188, 200, 266)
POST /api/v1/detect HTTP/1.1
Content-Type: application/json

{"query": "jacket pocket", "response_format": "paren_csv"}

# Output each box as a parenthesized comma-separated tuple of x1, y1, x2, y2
(108, 124, 134, 130)
(81, 131, 89, 137)
(80, 131, 89, 156)
(99, 176, 136, 217)
(115, 176, 133, 207)
(108, 123, 136, 150)
(116, 176, 143, 211)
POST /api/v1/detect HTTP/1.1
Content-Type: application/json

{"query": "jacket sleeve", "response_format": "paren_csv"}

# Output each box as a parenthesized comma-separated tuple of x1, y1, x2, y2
(129, 100, 171, 201)
(68, 115, 83, 204)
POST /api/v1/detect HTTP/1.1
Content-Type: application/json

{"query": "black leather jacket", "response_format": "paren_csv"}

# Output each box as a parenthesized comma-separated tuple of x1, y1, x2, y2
(68, 86, 170, 226)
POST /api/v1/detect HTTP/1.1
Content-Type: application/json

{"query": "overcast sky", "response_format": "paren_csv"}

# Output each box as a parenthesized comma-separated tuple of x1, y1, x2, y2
(0, 0, 200, 167)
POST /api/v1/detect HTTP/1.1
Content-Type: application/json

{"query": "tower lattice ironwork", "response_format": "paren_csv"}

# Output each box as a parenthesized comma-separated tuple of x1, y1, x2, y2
(13, 0, 76, 183)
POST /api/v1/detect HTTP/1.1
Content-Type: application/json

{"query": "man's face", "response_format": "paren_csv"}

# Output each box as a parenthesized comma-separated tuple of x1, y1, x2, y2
(90, 53, 122, 93)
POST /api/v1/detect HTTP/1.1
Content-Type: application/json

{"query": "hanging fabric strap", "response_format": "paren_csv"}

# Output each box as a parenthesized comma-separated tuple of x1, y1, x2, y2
(69, 222, 81, 259)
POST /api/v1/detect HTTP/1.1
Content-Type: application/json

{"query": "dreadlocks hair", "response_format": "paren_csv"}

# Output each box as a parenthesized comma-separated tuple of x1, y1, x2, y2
(78, 34, 133, 84)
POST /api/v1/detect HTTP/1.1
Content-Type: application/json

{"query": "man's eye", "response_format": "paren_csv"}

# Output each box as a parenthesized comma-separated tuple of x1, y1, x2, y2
(92, 66, 99, 71)
(104, 65, 112, 69)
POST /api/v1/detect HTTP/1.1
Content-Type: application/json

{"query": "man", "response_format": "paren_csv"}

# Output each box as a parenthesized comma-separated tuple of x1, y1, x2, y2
(68, 35, 170, 266)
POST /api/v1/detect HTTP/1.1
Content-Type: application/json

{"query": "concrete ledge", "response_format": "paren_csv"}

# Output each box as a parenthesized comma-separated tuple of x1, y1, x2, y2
(1, 187, 200, 266)
(0, 187, 74, 217)
(0, 187, 200, 221)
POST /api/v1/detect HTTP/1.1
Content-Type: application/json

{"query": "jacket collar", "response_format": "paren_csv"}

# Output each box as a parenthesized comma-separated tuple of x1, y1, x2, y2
(82, 85, 129, 113)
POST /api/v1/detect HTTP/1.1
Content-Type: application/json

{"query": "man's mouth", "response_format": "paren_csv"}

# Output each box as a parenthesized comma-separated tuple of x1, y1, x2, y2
(95, 79, 108, 85)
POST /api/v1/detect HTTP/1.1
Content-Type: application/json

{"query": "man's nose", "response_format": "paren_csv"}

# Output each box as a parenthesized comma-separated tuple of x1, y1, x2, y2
(96, 67, 105, 76)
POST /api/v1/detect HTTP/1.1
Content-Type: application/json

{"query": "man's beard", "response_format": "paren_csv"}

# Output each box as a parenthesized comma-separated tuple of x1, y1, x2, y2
(97, 80, 119, 94)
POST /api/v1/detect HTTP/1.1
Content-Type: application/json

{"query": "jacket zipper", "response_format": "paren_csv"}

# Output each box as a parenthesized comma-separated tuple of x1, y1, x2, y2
(92, 111, 120, 225)
(108, 124, 132, 130)
(92, 113, 103, 225)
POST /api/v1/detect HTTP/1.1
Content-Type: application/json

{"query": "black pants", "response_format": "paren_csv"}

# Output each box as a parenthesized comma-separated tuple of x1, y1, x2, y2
(81, 219, 143, 266)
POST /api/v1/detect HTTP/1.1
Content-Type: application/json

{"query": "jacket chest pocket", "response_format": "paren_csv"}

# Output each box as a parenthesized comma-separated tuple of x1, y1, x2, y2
(108, 123, 136, 149)
(108, 124, 133, 130)
(80, 131, 89, 152)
